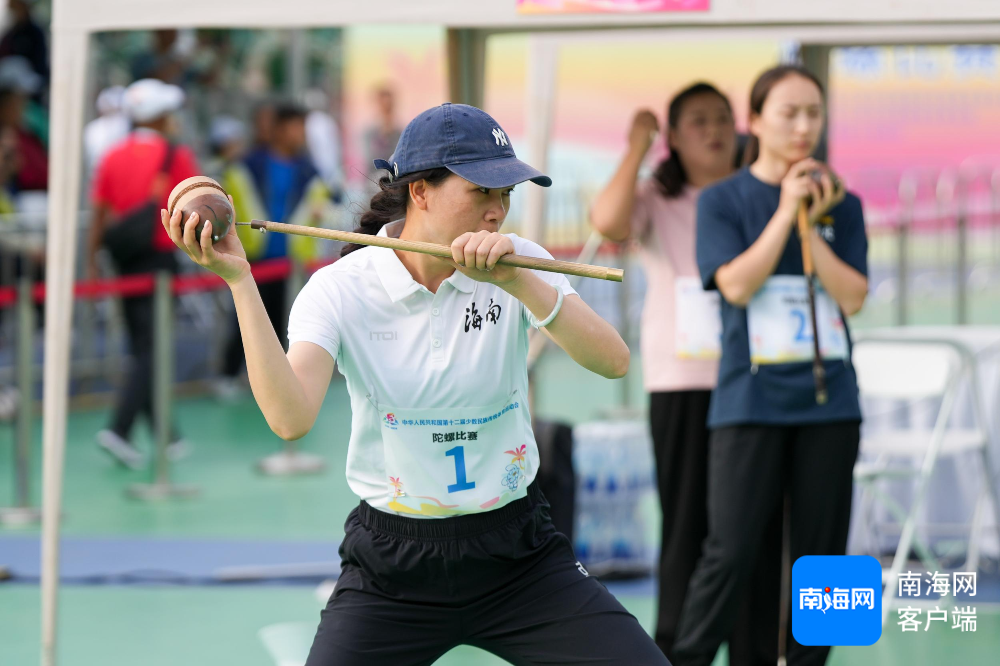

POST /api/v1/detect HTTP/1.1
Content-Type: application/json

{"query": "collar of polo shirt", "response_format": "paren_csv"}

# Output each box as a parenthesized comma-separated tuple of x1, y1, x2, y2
(373, 220, 477, 303)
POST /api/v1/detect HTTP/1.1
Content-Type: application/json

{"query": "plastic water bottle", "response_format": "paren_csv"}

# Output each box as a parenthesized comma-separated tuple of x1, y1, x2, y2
(573, 439, 601, 564)
(574, 421, 660, 571)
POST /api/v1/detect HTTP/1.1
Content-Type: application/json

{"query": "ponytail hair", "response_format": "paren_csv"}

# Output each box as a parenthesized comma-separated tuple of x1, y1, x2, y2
(652, 82, 733, 198)
(743, 65, 824, 167)
(341, 167, 452, 256)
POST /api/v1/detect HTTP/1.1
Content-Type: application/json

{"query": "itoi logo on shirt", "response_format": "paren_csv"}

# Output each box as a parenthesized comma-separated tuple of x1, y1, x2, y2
(792, 556, 882, 646)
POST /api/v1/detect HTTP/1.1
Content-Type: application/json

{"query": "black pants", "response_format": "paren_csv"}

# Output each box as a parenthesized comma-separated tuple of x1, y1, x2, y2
(532, 419, 575, 543)
(673, 421, 861, 666)
(223, 277, 287, 377)
(306, 483, 670, 666)
(651, 391, 779, 666)
(110, 253, 178, 440)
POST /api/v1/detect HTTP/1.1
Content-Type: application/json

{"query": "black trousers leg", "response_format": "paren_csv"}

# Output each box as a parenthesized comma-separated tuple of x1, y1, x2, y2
(785, 422, 861, 666)
(260, 278, 288, 348)
(649, 390, 711, 662)
(221, 307, 243, 377)
(306, 579, 457, 666)
(673, 425, 789, 666)
(110, 295, 155, 439)
(222, 276, 288, 377)
(308, 488, 668, 666)
(469, 569, 670, 666)
(727, 497, 782, 666)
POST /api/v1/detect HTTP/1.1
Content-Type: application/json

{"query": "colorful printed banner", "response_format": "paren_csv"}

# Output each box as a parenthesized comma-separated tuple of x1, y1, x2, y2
(517, 0, 710, 14)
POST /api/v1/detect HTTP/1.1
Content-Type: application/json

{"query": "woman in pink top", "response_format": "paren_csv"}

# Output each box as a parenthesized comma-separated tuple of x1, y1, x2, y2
(591, 82, 740, 662)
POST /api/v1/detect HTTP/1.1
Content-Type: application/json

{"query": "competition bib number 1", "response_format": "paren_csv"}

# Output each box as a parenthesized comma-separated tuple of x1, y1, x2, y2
(445, 446, 475, 493)
(373, 391, 531, 517)
(746, 276, 848, 364)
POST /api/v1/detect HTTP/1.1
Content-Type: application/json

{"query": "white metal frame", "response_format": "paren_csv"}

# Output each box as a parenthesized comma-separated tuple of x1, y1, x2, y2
(41, 2, 1000, 664)
(852, 337, 1000, 625)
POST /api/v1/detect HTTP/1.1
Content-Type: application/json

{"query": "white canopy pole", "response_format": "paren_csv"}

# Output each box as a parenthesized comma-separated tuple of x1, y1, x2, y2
(40, 24, 89, 666)
(521, 36, 558, 244)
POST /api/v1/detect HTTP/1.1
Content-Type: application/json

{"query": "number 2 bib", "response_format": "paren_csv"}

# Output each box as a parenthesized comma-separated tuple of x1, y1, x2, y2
(370, 390, 532, 517)
(746, 276, 848, 364)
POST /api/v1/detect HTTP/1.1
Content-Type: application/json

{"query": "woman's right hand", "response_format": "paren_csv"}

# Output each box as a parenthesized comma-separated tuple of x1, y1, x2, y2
(162, 201, 251, 286)
(778, 158, 824, 224)
(628, 109, 660, 154)
(779, 158, 845, 227)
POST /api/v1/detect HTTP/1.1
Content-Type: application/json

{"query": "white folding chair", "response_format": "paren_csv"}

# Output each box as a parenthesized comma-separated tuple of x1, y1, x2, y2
(852, 338, 999, 625)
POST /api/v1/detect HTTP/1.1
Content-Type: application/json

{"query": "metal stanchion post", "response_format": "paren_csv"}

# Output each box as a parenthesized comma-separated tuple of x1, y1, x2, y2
(956, 183, 968, 325)
(78, 300, 96, 393)
(257, 259, 325, 476)
(127, 271, 199, 500)
(618, 250, 631, 410)
(0, 275, 42, 525)
(897, 213, 909, 326)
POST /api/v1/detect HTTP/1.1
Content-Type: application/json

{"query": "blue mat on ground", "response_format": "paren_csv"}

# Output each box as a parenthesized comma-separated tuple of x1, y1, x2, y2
(3, 534, 997, 602)
(0, 535, 341, 585)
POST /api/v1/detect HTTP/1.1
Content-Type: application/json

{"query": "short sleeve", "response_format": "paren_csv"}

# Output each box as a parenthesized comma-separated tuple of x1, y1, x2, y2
(508, 235, 579, 327)
(287, 271, 343, 360)
(630, 179, 655, 240)
(91, 151, 113, 206)
(171, 146, 201, 183)
(696, 184, 746, 290)
(831, 194, 868, 277)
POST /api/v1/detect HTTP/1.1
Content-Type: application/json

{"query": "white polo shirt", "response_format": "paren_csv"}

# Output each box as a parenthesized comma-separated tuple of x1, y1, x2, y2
(287, 220, 577, 516)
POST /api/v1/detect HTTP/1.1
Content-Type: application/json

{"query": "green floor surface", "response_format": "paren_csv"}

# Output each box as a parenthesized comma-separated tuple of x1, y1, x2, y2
(2, 585, 996, 666)
(0, 353, 640, 540)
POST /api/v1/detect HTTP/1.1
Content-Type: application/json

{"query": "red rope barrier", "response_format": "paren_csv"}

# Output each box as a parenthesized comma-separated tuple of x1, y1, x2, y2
(0, 256, 338, 309)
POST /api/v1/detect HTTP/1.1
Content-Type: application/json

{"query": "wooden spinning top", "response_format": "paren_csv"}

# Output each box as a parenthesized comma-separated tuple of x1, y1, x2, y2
(167, 176, 234, 243)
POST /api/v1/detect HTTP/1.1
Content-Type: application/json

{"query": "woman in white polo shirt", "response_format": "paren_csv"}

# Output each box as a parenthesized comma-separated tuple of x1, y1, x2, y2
(164, 103, 669, 666)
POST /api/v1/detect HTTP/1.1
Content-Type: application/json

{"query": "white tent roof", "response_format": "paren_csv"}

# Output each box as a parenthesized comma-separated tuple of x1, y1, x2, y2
(52, 0, 1000, 32)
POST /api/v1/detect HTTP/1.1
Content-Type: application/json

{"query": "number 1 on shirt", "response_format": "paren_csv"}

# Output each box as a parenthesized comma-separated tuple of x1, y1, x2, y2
(445, 446, 476, 493)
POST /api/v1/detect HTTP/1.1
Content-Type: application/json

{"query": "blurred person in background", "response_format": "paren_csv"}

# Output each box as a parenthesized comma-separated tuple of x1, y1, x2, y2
(250, 100, 276, 151)
(131, 29, 190, 85)
(87, 78, 200, 469)
(591, 83, 761, 664)
(0, 112, 40, 332)
(303, 87, 344, 201)
(0, 0, 48, 90)
(674, 65, 868, 666)
(204, 114, 246, 181)
(84, 85, 130, 173)
(218, 101, 330, 398)
(0, 55, 45, 193)
(362, 84, 401, 179)
(0, 122, 17, 213)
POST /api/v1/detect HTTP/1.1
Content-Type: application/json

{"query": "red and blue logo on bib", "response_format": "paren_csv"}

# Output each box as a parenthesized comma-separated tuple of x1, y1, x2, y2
(792, 555, 882, 646)
(383, 413, 398, 429)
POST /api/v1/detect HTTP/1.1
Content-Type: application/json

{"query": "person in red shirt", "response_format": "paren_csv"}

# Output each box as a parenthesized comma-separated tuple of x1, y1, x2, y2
(88, 78, 199, 469)
(0, 55, 47, 192)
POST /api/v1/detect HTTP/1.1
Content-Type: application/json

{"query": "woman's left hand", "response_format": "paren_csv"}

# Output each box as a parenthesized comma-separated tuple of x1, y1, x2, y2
(448, 230, 522, 285)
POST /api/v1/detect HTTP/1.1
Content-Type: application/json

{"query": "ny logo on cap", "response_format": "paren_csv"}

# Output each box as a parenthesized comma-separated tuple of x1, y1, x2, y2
(492, 128, 508, 147)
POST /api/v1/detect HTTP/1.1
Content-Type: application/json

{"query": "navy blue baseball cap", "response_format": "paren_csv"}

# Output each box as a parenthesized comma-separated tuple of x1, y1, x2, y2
(373, 103, 551, 189)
